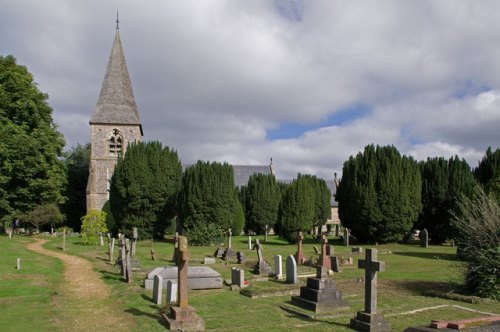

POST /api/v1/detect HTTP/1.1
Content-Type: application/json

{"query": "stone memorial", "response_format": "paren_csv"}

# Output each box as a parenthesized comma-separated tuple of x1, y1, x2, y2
(344, 228, 350, 246)
(214, 246, 225, 258)
(352, 247, 363, 254)
(131, 227, 138, 257)
(163, 236, 205, 331)
(294, 231, 305, 264)
(203, 257, 216, 265)
(144, 266, 223, 290)
(153, 275, 163, 305)
(318, 235, 331, 270)
(274, 255, 283, 280)
(166, 280, 177, 304)
(119, 235, 127, 278)
(331, 256, 341, 273)
(223, 228, 235, 260)
(253, 239, 272, 276)
(231, 267, 245, 289)
(125, 238, 132, 283)
(237, 251, 245, 264)
(248, 236, 252, 250)
(350, 248, 391, 331)
(16, 258, 21, 270)
(335, 224, 340, 237)
(286, 255, 298, 284)
(420, 228, 429, 248)
(150, 248, 156, 261)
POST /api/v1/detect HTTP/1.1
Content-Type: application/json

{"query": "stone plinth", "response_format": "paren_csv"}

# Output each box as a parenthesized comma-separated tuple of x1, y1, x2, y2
(291, 278, 348, 313)
(163, 306, 204, 331)
(144, 266, 222, 290)
(350, 312, 391, 332)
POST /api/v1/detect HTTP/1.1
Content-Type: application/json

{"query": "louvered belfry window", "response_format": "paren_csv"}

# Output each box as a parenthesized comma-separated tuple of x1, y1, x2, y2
(109, 129, 123, 155)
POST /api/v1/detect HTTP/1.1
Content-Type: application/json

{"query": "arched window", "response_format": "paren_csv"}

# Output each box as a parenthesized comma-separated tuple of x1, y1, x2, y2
(109, 129, 123, 155)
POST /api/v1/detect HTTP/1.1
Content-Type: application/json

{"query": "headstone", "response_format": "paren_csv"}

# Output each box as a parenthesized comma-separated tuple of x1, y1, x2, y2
(231, 267, 245, 288)
(343, 228, 350, 246)
(350, 248, 391, 331)
(295, 231, 305, 264)
(131, 227, 138, 257)
(286, 255, 298, 284)
(163, 236, 205, 331)
(108, 242, 113, 262)
(166, 280, 177, 304)
(151, 248, 156, 261)
(318, 235, 331, 270)
(253, 239, 272, 275)
(264, 224, 268, 242)
(16, 258, 21, 270)
(144, 266, 223, 290)
(120, 235, 126, 278)
(99, 232, 104, 246)
(352, 247, 363, 254)
(110, 238, 115, 260)
(223, 228, 235, 260)
(274, 255, 283, 280)
(331, 256, 341, 272)
(326, 245, 334, 256)
(152, 275, 163, 305)
(317, 265, 328, 279)
(203, 257, 216, 265)
(420, 228, 429, 248)
(62, 228, 66, 251)
(125, 238, 132, 283)
(8, 231, 12, 239)
(248, 236, 252, 250)
(236, 251, 245, 264)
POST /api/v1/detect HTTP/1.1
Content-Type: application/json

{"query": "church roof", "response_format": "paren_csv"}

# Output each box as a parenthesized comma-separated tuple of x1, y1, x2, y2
(90, 30, 142, 134)
(232, 165, 272, 187)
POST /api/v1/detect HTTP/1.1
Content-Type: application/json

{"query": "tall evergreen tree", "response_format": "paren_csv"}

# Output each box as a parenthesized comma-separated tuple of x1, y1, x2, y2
(474, 147, 500, 186)
(179, 161, 237, 245)
(109, 141, 182, 239)
(0, 55, 66, 225)
(298, 174, 331, 229)
(246, 173, 281, 234)
(336, 145, 421, 243)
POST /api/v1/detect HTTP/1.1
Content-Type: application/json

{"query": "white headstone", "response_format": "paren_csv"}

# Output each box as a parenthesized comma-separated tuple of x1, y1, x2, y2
(16, 258, 21, 270)
(248, 236, 252, 250)
(152, 275, 163, 305)
(99, 233, 104, 246)
(166, 280, 178, 303)
(286, 255, 298, 284)
(274, 255, 283, 280)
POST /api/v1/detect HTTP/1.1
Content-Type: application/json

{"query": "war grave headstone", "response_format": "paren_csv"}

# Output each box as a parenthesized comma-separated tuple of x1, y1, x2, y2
(295, 231, 305, 264)
(131, 227, 138, 257)
(253, 239, 272, 275)
(166, 280, 177, 304)
(223, 228, 236, 260)
(237, 251, 246, 264)
(152, 275, 163, 305)
(163, 236, 205, 331)
(420, 228, 429, 248)
(291, 258, 348, 313)
(274, 255, 283, 280)
(344, 228, 350, 246)
(286, 255, 298, 284)
(350, 248, 391, 331)
(318, 235, 331, 270)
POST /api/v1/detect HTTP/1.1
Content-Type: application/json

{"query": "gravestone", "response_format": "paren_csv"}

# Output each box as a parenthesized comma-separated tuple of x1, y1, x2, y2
(62, 229, 66, 251)
(203, 257, 216, 265)
(420, 228, 429, 248)
(274, 255, 283, 280)
(264, 224, 269, 242)
(236, 251, 245, 264)
(318, 235, 331, 270)
(151, 248, 156, 261)
(166, 280, 177, 304)
(344, 228, 350, 246)
(144, 266, 223, 290)
(294, 231, 305, 264)
(248, 236, 252, 250)
(131, 227, 138, 257)
(352, 247, 363, 254)
(326, 245, 334, 256)
(335, 224, 340, 237)
(119, 235, 127, 278)
(153, 275, 163, 305)
(163, 236, 205, 331)
(214, 246, 225, 258)
(350, 248, 391, 331)
(99, 232, 104, 246)
(286, 255, 298, 284)
(108, 241, 113, 262)
(16, 258, 21, 270)
(223, 228, 235, 260)
(331, 256, 341, 272)
(231, 267, 245, 288)
(253, 239, 272, 275)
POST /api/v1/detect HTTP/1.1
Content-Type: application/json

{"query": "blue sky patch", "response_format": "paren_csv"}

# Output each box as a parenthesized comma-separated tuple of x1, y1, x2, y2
(273, 0, 304, 22)
(454, 80, 490, 100)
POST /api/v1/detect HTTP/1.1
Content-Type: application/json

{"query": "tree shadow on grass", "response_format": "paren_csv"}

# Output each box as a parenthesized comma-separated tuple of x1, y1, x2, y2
(393, 251, 458, 261)
(124, 307, 161, 322)
(382, 279, 454, 296)
(140, 293, 152, 302)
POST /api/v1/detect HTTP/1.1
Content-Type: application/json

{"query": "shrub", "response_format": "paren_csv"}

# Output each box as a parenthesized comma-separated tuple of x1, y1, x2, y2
(81, 210, 108, 246)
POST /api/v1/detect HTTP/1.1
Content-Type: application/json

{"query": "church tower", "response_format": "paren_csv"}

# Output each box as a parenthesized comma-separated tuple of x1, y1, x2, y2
(86, 22, 143, 212)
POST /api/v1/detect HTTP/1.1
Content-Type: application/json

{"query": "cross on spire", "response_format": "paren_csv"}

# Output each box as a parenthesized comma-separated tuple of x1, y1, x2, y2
(358, 248, 385, 314)
(116, 10, 120, 30)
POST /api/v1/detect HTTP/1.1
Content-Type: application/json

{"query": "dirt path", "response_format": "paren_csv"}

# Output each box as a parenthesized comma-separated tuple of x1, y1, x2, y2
(26, 239, 134, 331)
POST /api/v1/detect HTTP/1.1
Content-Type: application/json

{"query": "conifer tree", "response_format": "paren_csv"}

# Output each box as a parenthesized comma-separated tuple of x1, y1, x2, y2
(474, 147, 500, 186)
(298, 174, 331, 229)
(337, 145, 421, 243)
(246, 173, 281, 234)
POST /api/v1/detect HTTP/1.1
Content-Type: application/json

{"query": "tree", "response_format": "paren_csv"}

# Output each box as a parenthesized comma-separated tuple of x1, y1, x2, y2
(246, 173, 281, 234)
(81, 210, 108, 246)
(21, 204, 64, 232)
(0, 55, 66, 225)
(109, 141, 182, 239)
(179, 161, 237, 245)
(451, 186, 500, 300)
(418, 156, 475, 243)
(336, 145, 421, 243)
(61, 143, 90, 231)
(298, 174, 331, 230)
(474, 147, 500, 186)
(278, 176, 315, 243)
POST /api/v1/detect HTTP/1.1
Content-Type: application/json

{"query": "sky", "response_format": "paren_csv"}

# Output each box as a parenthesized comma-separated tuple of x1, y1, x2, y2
(1, 0, 499, 180)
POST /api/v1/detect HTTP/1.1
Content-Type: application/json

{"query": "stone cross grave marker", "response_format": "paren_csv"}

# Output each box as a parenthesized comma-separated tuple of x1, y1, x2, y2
(295, 231, 304, 264)
(420, 228, 429, 248)
(274, 255, 283, 280)
(153, 275, 163, 305)
(286, 255, 298, 284)
(343, 228, 350, 246)
(264, 224, 269, 242)
(177, 236, 190, 308)
(131, 227, 138, 257)
(318, 235, 331, 270)
(255, 239, 263, 262)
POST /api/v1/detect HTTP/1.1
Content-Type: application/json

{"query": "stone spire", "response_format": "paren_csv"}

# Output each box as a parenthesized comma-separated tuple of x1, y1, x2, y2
(90, 30, 143, 135)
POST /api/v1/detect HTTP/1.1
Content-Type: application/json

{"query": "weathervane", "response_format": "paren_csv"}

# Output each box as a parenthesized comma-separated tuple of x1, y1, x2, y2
(116, 10, 120, 30)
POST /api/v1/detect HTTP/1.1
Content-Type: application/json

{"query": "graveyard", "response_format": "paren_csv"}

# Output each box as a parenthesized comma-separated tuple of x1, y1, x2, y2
(1, 232, 499, 332)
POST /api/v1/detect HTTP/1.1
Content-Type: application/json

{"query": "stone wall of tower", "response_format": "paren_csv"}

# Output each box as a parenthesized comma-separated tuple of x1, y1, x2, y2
(86, 123, 142, 212)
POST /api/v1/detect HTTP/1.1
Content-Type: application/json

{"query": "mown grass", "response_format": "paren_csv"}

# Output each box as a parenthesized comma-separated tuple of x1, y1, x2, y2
(4, 233, 500, 331)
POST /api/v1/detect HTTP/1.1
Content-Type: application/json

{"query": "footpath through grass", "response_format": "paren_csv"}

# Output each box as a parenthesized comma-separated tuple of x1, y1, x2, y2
(3, 234, 500, 331)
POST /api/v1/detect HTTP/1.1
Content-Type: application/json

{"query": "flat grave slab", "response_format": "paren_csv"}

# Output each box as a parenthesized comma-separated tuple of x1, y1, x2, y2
(144, 266, 223, 290)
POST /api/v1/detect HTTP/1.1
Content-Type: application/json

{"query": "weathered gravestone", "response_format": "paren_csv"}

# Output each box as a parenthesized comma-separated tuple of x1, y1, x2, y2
(223, 228, 235, 260)
(291, 260, 348, 313)
(150, 248, 156, 261)
(318, 235, 331, 270)
(420, 228, 429, 248)
(152, 275, 163, 305)
(237, 251, 246, 264)
(331, 256, 341, 272)
(62, 228, 66, 251)
(253, 239, 272, 276)
(248, 236, 252, 250)
(125, 238, 132, 283)
(352, 247, 363, 254)
(119, 235, 127, 278)
(131, 227, 138, 257)
(144, 266, 223, 290)
(16, 258, 21, 270)
(166, 280, 177, 304)
(350, 248, 391, 331)
(294, 231, 305, 264)
(274, 255, 283, 280)
(163, 236, 205, 331)
(335, 224, 340, 237)
(286, 255, 298, 284)
(344, 228, 350, 246)
(231, 267, 246, 289)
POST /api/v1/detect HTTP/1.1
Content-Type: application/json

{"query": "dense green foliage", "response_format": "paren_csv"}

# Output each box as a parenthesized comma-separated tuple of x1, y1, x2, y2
(474, 147, 500, 186)
(109, 141, 182, 239)
(179, 161, 237, 245)
(336, 145, 421, 243)
(0, 55, 66, 225)
(245, 173, 281, 234)
(278, 176, 314, 242)
(61, 143, 90, 231)
(418, 156, 476, 243)
(20, 203, 64, 232)
(451, 186, 500, 300)
(81, 209, 108, 246)
(298, 174, 331, 229)
(232, 196, 245, 236)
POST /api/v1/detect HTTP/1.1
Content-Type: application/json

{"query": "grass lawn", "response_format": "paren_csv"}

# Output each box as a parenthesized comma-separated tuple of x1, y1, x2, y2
(3, 233, 499, 331)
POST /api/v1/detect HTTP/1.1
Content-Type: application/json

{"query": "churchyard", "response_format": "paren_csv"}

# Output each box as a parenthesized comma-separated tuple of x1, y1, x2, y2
(1, 233, 499, 332)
